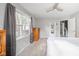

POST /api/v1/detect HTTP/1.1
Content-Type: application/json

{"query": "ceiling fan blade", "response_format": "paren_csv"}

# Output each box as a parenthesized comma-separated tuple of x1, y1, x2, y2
(47, 7, 55, 12)
(53, 3, 59, 9)
(46, 3, 60, 13)
(56, 7, 63, 11)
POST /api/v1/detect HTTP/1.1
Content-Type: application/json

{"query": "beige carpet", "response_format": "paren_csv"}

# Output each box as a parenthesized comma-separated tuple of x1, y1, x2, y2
(18, 39, 47, 56)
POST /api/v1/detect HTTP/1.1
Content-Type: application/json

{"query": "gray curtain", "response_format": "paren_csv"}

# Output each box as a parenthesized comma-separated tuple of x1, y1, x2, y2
(30, 17, 34, 43)
(4, 3, 16, 56)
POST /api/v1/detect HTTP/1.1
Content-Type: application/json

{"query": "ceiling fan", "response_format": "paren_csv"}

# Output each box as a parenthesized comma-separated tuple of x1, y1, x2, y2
(47, 3, 63, 12)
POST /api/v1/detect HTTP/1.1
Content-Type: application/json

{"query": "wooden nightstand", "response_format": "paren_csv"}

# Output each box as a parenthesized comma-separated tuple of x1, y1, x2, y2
(0, 29, 6, 56)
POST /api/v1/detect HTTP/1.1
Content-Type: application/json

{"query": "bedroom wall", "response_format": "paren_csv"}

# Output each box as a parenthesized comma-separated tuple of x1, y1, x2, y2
(76, 14, 79, 37)
(69, 12, 79, 37)
(72, 12, 79, 37)
(0, 3, 6, 28)
(34, 18, 56, 39)
(54, 20, 60, 37)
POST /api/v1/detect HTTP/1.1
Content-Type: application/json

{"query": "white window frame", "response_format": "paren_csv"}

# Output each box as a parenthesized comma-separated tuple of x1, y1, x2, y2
(15, 9, 31, 40)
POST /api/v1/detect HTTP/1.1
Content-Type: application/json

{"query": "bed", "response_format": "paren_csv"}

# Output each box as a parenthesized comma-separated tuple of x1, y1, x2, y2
(47, 37, 79, 56)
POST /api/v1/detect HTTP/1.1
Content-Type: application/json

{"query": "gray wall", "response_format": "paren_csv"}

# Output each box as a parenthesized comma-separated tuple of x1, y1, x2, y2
(33, 18, 56, 39)
(75, 13, 79, 37)
(0, 3, 6, 28)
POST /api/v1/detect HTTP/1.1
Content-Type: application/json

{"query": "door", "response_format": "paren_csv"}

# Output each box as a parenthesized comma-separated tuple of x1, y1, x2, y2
(60, 20, 68, 37)
(68, 18, 76, 37)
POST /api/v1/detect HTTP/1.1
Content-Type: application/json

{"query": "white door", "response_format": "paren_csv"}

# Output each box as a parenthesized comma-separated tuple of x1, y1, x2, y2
(68, 18, 76, 37)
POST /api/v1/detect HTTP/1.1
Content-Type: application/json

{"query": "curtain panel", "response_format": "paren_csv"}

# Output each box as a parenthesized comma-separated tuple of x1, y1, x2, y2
(4, 3, 16, 56)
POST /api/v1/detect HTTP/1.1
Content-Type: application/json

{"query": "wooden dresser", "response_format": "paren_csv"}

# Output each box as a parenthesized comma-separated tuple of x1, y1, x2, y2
(32, 28, 40, 41)
(0, 29, 6, 56)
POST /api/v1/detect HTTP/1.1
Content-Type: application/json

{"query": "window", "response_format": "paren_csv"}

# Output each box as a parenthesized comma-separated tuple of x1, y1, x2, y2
(16, 9, 31, 39)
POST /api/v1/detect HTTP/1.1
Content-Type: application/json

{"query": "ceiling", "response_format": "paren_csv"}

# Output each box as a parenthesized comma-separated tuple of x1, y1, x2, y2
(20, 3, 79, 19)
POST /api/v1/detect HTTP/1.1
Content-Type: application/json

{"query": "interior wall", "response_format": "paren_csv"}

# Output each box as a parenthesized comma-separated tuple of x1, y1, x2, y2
(0, 3, 6, 28)
(55, 20, 60, 37)
(32, 17, 38, 27)
(74, 13, 79, 37)
(34, 18, 56, 39)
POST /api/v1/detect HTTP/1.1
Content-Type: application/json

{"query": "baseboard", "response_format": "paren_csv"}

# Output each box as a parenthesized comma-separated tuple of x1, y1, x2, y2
(40, 37, 48, 39)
